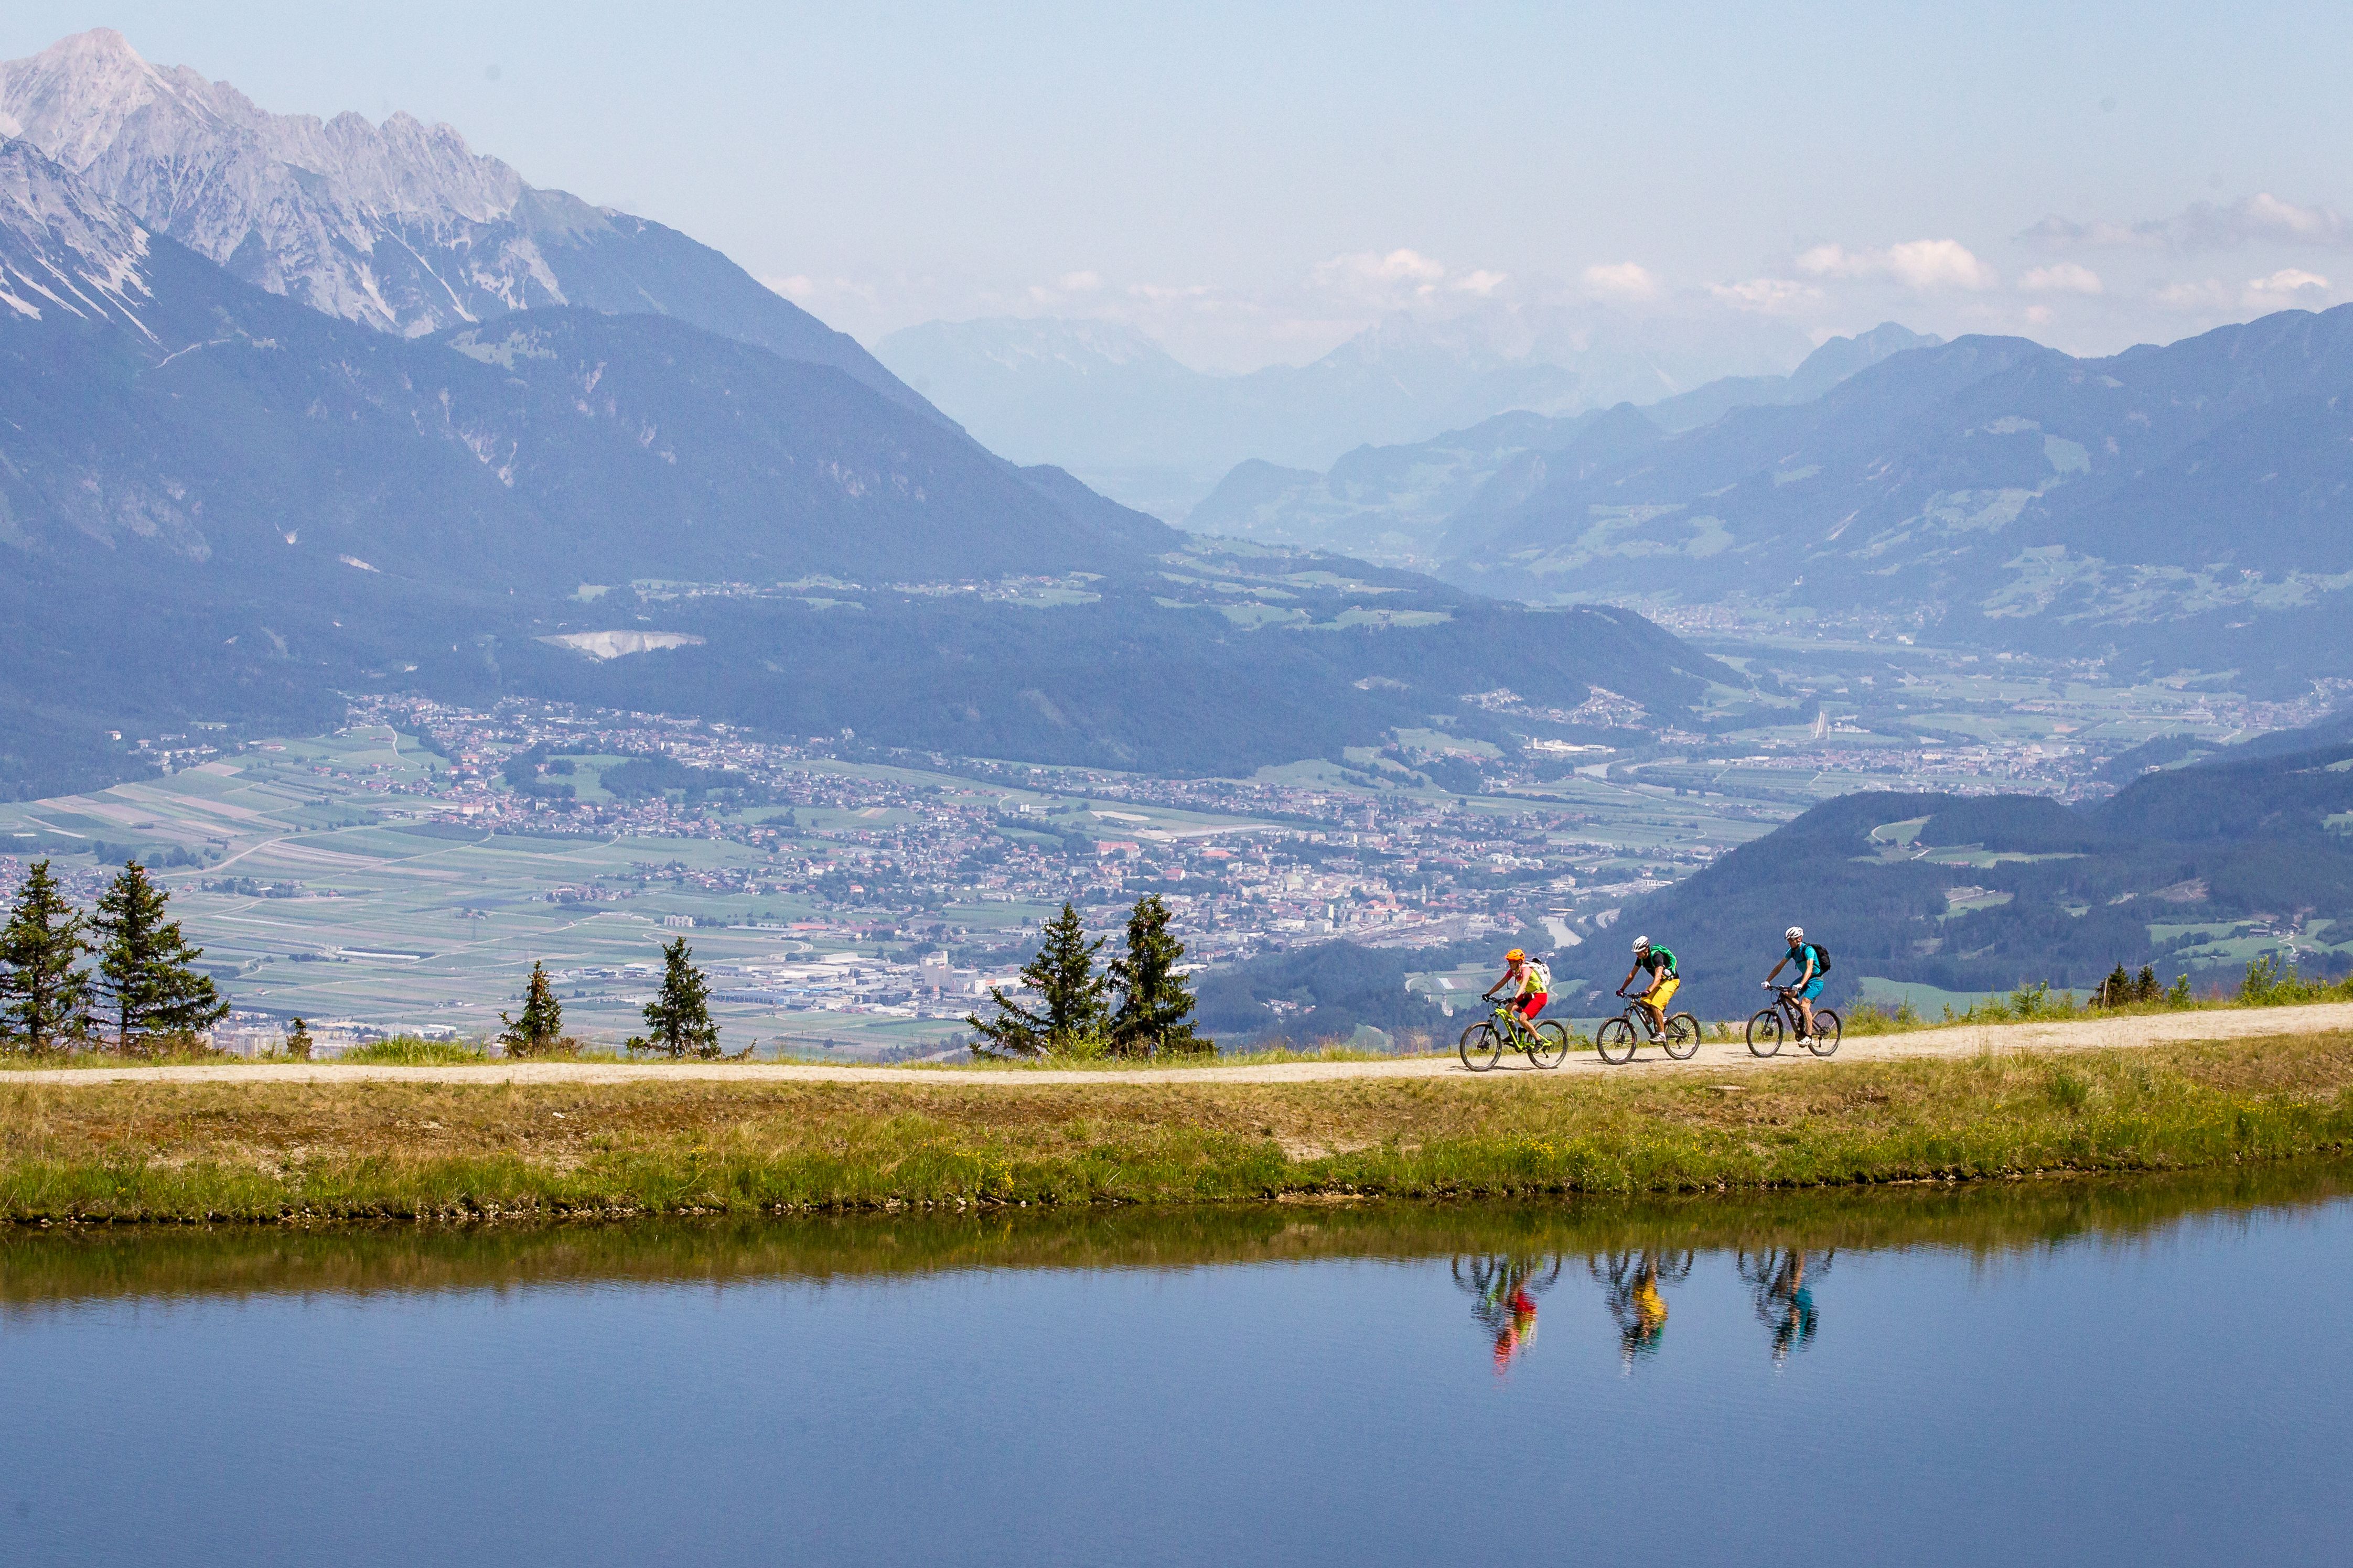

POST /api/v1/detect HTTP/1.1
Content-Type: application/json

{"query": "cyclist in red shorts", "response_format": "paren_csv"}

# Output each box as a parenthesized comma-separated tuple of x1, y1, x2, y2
(1482, 947, 1551, 1041)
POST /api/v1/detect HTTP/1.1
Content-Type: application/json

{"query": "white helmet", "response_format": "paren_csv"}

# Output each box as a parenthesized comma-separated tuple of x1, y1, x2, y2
(1785, 926, 1804, 943)
(1631, 935, 1650, 954)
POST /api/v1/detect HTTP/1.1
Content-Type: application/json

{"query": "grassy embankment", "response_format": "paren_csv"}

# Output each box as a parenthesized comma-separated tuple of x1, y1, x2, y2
(4, 1032, 2353, 1223)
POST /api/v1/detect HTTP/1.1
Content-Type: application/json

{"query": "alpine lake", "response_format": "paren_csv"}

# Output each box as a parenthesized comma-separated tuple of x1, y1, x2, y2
(4, 1164, 2349, 1566)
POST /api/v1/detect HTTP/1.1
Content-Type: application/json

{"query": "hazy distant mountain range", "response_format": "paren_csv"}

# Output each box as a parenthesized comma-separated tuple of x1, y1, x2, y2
(873, 307, 1816, 517)
(0, 29, 938, 422)
(1185, 325, 1940, 567)
(1444, 308, 2353, 687)
(0, 33, 1732, 799)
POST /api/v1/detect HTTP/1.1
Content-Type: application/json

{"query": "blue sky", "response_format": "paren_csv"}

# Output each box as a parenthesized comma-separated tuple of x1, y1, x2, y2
(8, 2, 2352, 369)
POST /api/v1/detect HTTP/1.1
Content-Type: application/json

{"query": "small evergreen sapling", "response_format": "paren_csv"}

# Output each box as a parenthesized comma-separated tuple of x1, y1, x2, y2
(91, 860, 227, 1050)
(0, 860, 93, 1052)
(631, 937, 719, 1058)
(1109, 894, 1209, 1057)
(285, 1017, 314, 1061)
(967, 901, 1107, 1057)
(499, 961, 564, 1057)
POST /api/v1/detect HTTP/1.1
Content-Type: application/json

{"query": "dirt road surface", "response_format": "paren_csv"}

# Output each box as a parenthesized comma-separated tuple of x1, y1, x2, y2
(11, 1003, 2353, 1089)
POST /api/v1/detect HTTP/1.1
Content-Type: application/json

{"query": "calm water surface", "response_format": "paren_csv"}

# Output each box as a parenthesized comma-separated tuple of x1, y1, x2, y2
(3, 1168, 2349, 1566)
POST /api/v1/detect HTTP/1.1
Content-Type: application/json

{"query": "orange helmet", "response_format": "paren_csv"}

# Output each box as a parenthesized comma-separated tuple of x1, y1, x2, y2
(1505, 948, 1525, 962)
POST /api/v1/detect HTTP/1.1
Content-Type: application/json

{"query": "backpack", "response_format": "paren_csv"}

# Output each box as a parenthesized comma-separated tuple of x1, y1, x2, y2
(1806, 942, 1831, 976)
(1524, 959, 1552, 993)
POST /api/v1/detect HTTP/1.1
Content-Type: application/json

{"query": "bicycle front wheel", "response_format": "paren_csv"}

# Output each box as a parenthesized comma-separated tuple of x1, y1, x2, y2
(1530, 1020, 1571, 1069)
(1662, 1012, 1701, 1061)
(1595, 1017, 1637, 1065)
(1746, 1009, 1784, 1058)
(1459, 1020, 1502, 1072)
(1806, 1008, 1841, 1056)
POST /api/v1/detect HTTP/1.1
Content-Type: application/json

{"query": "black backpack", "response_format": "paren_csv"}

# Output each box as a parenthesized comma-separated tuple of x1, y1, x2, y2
(1807, 942, 1832, 976)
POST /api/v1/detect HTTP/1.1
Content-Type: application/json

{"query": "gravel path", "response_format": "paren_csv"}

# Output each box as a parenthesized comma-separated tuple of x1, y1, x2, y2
(9, 1002, 2353, 1088)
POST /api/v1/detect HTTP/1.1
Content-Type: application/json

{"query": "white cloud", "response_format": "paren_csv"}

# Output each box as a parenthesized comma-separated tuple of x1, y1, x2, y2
(1581, 261, 1661, 302)
(1797, 239, 1999, 291)
(1452, 268, 1509, 296)
(2243, 267, 2333, 308)
(766, 274, 815, 299)
(2018, 262, 2104, 295)
(1706, 277, 1821, 313)
(1313, 247, 1448, 289)
(2024, 192, 2352, 253)
(1056, 270, 1103, 293)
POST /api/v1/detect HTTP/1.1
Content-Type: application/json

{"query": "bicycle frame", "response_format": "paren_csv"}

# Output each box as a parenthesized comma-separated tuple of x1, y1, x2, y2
(1489, 1001, 1542, 1048)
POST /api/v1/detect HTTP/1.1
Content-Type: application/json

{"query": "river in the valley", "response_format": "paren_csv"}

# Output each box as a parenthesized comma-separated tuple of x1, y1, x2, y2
(3, 1165, 2349, 1566)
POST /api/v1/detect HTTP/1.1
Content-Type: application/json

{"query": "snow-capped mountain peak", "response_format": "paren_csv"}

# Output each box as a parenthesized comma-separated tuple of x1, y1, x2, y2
(0, 28, 541, 335)
(0, 29, 943, 417)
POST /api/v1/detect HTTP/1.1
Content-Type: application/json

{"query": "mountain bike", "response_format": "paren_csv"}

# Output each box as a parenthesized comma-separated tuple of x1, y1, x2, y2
(1593, 989, 1701, 1064)
(1459, 1000, 1571, 1071)
(1748, 985, 1841, 1057)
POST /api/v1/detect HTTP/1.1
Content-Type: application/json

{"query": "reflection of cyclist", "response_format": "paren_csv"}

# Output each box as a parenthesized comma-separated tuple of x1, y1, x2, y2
(1494, 1284, 1540, 1372)
(1764, 925, 1825, 1042)
(1591, 1250, 1692, 1368)
(1617, 936, 1679, 1035)
(1739, 1248, 1829, 1365)
(1453, 1255, 1561, 1374)
(1482, 948, 1551, 1037)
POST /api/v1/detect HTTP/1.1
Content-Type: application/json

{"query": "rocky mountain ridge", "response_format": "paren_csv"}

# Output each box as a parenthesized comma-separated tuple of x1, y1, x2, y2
(0, 28, 938, 419)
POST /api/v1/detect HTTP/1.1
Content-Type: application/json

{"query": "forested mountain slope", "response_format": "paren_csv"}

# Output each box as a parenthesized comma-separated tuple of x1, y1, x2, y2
(1616, 714, 2353, 1018)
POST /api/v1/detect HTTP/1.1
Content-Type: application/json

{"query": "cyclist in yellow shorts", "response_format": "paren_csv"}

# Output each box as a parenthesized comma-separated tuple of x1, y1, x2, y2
(1617, 936, 1680, 1035)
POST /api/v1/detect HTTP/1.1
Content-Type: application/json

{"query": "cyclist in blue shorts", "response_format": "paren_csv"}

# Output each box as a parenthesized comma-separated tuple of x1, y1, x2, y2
(1764, 925, 1826, 1042)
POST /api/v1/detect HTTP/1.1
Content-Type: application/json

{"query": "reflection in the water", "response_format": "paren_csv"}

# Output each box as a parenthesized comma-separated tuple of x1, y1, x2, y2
(1592, 1250, 1695, 1366)
(1739, 1248, 1831, 1365)
(1456, 1247, 1827, 1373)
(3, 1163, 2352, 1568)
(1451, 1255, 1562, 1371)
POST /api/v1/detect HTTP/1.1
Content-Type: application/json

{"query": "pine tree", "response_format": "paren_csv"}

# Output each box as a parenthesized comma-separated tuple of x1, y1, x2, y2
(1109, 894, 1209, 1057)
(284, 1017, 314, 1061)
(499, 961, 564, 1057)
(967, 901, 1106, 1057)
(0, 860, 93, 1053)
(631, 937, 718, 1058)
(91, 861, 227, 1051)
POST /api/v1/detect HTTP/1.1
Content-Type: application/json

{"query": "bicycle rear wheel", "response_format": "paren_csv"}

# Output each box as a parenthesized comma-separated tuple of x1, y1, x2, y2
(1662, 1012, 1701, 1060)
(1746, 1009, 1784, 1058)
(1530, 1020, 1570, 1069)
(1595, 1017, 1637, 1065)
(1459, 1020, 1502, 1072)
(1806, 1009, 1841, 1056)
